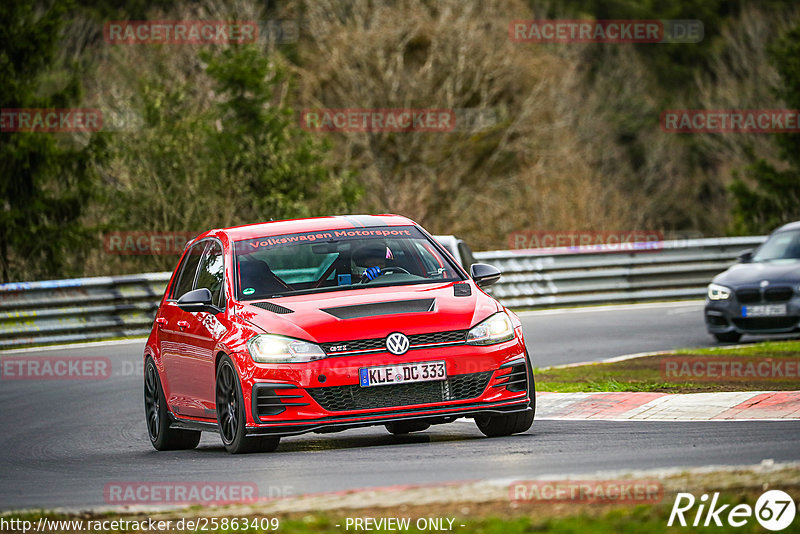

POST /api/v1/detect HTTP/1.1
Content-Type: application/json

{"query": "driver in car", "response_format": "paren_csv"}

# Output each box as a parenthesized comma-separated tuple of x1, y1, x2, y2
(352, 242, 395, 282)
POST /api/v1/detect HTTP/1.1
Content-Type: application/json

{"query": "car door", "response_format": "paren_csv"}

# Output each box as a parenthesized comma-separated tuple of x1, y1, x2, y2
(179, 239, 227, 416)
(158, 240, 206, 418)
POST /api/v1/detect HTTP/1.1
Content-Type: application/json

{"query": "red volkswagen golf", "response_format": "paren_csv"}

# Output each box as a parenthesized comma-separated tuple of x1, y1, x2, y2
(144, 215, 534, 453)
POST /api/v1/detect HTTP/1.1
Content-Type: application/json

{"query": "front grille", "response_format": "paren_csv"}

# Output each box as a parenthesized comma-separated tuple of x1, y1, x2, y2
(493, 363, 528, 392)
(409, 330, 467, 345)
(320, 330, 468, 355)
(307, 371, 492, 412)
(765, 287, 794, 302)
(736, 289, 761, 303)
(321, 337, 385, 353)
(732, 317, 799, 331)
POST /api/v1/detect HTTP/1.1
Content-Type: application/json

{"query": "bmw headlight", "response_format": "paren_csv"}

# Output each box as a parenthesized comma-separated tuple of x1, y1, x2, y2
(247, 334, 327, 363)
(707, 283, 731, 300)
(466, 312, 515, 345)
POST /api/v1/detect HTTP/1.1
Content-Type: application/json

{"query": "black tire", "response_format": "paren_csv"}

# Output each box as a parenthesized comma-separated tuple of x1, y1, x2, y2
(714, 331, 742, 343)
(475, 354, 536, 438)
(144, 358, 201, 451)
(216, 356, 280, 454)
(475, 410, 534, 437)
(385, 421, 431, 435)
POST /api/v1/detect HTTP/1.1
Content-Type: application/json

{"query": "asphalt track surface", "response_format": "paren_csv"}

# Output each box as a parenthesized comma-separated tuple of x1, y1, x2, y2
(525, 301, 718, 367)
(522, 300, 800, 367)
(1, 301, 798, 510)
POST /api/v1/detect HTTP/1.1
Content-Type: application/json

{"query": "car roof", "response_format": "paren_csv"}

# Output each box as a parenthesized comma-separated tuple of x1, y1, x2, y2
(204, 214, 418, 241)
(774, 220, 800, 233)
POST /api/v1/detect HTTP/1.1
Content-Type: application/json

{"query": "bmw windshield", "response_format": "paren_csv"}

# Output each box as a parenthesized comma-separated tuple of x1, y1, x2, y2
(234, 226, 464, 299)
(752, 229, 800, 263)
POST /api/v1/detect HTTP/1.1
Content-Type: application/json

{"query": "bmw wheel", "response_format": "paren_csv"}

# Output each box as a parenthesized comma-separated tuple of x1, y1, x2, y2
(714, 331, 742, 343)
(144, 358, 201, 450)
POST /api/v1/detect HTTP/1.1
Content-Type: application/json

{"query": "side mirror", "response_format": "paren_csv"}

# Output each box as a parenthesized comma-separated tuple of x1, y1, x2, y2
(470, 263, 501, 288)
(738, 250, 753, 263)
(177, 288, 217, 313)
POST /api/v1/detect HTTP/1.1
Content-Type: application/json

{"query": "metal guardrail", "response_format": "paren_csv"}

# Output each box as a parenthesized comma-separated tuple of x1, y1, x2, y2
(0, 236, 765, 348)
(0, 273, 171, 348)
(475, 236, 765, 308)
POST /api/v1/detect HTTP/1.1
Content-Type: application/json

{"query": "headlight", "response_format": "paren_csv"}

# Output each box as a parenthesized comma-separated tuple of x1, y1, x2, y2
(707, 283, 731, 300)
(466, 312, 515, 345)
(247, 334, 327, 363)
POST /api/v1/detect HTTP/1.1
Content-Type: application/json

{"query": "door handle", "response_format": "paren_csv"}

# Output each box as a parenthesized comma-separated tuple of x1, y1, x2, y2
(155, 317, 167, 328)
(177, 320, 190, 330)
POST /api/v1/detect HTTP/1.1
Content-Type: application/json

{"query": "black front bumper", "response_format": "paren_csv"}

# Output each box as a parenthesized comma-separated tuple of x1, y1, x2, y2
(705, 296, 800, 335)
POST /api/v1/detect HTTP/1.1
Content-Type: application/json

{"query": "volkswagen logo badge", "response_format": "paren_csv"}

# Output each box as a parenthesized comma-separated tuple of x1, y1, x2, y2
(386, 332, 410, 355)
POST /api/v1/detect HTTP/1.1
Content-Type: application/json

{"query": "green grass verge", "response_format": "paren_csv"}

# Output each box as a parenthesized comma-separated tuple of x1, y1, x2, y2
(536, 340, 800, 393)
(6, 466, 798, 533)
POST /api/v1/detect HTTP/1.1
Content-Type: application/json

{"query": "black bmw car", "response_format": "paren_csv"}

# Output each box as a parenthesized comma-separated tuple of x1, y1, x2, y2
(705, 221, 800, 343)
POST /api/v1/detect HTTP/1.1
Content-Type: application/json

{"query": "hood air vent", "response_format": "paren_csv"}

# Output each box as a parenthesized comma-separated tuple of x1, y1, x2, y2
(251, 301, 294, 314)
(321, 298, 435, 320)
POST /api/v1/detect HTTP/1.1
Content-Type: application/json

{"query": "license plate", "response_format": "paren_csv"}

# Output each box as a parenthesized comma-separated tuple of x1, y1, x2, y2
(359, 361, 446, 387)
(742, 304, 788, 317)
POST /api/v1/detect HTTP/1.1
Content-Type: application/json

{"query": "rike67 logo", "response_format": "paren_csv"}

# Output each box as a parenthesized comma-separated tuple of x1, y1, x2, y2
(668, 490, 796, 531)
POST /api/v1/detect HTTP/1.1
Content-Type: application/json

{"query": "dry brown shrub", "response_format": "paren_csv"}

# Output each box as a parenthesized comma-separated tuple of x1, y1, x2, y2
(295, 0, 644, 250)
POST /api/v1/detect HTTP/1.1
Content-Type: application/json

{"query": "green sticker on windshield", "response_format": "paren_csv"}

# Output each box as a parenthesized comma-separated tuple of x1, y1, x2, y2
(243, 287, 255, 295)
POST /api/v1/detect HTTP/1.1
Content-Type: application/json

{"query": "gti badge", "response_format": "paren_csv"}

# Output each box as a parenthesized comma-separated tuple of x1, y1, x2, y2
(386, 332, 410, 355)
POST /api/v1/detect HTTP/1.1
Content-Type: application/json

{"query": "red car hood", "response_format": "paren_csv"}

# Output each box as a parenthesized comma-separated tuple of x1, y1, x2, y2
(235, 282, 500, 343)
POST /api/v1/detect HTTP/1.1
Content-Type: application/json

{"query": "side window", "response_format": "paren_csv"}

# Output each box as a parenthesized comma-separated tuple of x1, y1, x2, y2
(195, 241, 225, 308)
(171, 242, 205, 300)
(412, 241, 440, 273)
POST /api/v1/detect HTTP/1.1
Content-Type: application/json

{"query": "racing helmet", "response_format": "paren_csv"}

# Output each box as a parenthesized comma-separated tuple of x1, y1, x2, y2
(351, 242, 394, 272)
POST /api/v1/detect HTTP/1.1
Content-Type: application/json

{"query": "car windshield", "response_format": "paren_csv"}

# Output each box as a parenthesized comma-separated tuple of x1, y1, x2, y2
(753, 229, 800, 262)
(233, 226, 464, 299)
